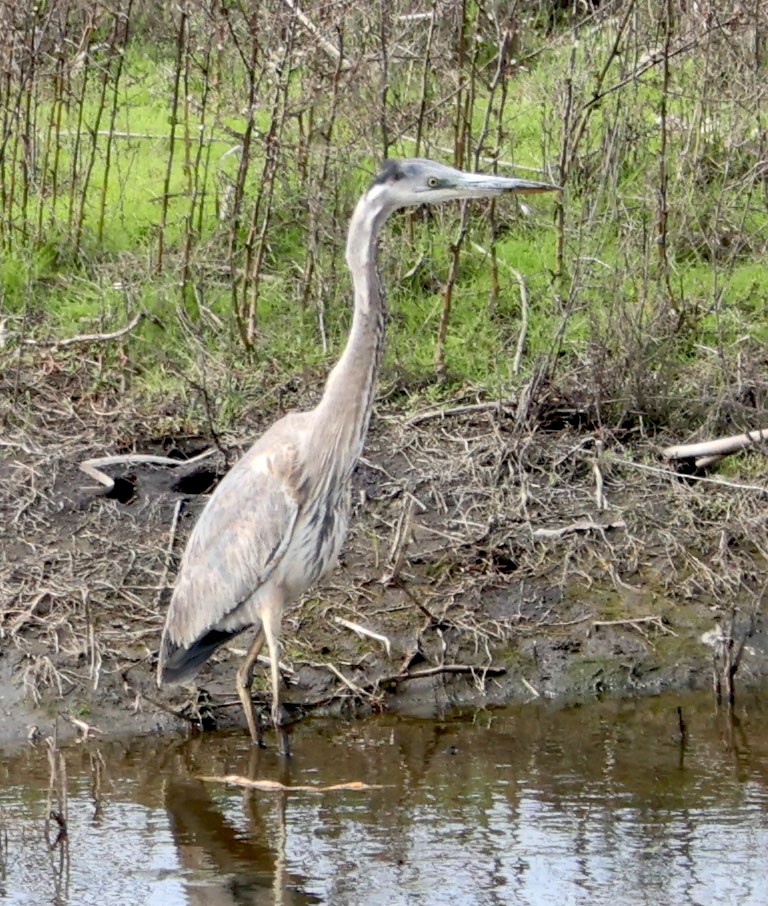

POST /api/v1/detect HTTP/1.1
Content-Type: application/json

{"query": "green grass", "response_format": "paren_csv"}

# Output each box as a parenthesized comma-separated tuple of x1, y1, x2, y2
(2, 9, 767, 434)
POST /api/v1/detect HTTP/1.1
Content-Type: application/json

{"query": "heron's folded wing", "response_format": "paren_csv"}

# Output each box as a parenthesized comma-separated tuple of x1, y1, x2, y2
(164, 450, 300, 647)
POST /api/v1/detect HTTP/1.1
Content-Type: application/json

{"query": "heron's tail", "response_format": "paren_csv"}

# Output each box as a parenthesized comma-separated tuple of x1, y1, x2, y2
(157, 627, 240, 686)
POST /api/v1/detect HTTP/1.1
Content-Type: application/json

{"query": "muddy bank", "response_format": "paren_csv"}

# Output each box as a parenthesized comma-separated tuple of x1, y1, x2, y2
(2, 370, 767, 747)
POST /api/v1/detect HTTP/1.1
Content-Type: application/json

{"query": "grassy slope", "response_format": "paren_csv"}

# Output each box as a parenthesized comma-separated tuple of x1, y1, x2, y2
(2, 5, 767, 437)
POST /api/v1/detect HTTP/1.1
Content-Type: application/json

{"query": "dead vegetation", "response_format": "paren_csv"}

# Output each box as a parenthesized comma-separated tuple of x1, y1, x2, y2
(2, 360, 767, 740)
(1, 0, 767, 738)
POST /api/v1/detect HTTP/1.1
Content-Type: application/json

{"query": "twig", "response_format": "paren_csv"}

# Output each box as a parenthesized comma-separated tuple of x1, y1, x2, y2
(380, 497, 415, 584)
(23, 312, 147, 350)
(63, 714, 105, 741)
(510, 267, 529, 375)
(520, 676, 540, 698)
(593, 616, 677, 637)
(333, 616, 392, 656)
(379, 663, 505, 684)
(324, 662, 366, 695)
(532, 519, 625, 540)
(406, 398, 517, 427)
(609, 455, 768, 494)
(593, 439, 608, 511)
(155, 499, 184, 607)
(280, 0, 351, 70)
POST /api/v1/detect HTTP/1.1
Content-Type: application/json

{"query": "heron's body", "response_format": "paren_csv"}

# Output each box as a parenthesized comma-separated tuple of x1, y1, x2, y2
(157, 158, 558, 752)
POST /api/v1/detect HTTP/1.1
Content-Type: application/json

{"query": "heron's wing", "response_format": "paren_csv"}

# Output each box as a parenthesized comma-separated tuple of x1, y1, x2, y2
(163, 443, 302, 648)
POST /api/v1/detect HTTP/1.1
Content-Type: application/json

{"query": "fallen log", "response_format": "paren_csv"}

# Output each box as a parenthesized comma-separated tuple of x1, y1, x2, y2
(662, 427, 768, 461)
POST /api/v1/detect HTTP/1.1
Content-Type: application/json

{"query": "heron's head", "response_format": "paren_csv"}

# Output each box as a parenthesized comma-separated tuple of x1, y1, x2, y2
(369, 158, 560, 211)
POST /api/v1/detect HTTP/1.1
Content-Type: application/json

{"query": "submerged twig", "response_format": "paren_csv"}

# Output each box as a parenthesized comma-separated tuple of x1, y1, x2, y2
(199, 775, 381, 792)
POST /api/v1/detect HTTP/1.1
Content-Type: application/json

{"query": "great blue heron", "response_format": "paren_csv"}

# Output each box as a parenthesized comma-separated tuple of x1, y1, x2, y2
(157, 158, 559, 753)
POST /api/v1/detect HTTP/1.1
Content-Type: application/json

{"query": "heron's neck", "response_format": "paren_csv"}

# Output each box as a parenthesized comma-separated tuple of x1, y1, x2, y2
(316, 193, 390, 463)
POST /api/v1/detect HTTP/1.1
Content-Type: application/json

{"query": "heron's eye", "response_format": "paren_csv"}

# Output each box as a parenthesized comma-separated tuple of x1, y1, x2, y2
(427, 177, 440, 188)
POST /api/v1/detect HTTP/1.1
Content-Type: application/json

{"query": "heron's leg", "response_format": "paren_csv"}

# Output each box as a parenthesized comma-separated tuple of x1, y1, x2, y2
(236, 628, 265, 747)
(261, 604, 290, 757)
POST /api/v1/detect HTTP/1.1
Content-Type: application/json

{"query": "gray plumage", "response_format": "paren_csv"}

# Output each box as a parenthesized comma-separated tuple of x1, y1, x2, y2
(157, 158, 559, 753)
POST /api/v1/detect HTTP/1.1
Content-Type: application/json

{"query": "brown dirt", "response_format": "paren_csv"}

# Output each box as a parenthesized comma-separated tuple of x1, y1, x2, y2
(2, 365, 767, 747)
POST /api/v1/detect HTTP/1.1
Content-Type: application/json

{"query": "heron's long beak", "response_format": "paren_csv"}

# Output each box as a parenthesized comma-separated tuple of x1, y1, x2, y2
(454, 172, 561, 196)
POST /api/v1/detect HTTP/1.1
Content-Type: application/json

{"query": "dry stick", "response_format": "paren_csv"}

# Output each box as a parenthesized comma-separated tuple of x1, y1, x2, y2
(223, 20, 258, 346)
(280, 0, 351, 70)
(157, 4, 186, 274)
(381, 497, 415, 584)
(593, 616, 677, 637)
(510, 267, 530, 375)
(155, 499, 184, 609)
(323, 662, 366, 695)
(22, 311, 146, 350)
(333, 616, 392, 657)
(378, 0, 390, 156)
(241, 26, 294, 345)
(470, 239, 530, 372)
(35, 49, 62, 246)
(412, 0, 438, 158)
(97, 0, 132, 244)
(406, 398, 518, 427)
(67, 20, 92, 237)
(656, 0, 676, 309)
(379, 664, 505, 684)
(608, 455, 768, 495)
(80, 449, 216, 491)
(531, 519, 626, 541)
(662, 427, 768, 461)
(75, 7, 120, 253)
(593, 439, 608, 511)
(57, 129, 237, 143)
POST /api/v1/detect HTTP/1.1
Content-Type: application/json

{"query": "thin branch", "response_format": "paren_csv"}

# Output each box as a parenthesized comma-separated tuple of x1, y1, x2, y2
(610, 455, 768, 494)
(406, 398, 517, 427)
(280, 0, 351, 70)
(532, 519, 625, 540)
(80, 449, 216, 491)
(22, 312, 147, 350)
(334, 616, 392, 656)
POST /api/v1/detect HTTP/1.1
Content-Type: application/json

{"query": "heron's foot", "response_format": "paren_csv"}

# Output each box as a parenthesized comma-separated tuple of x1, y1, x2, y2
(276, 725, 292, 758)
(272, 704, 292, 757)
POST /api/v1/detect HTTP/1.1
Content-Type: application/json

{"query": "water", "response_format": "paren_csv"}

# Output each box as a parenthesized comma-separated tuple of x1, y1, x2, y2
(1, 691, 767, 905)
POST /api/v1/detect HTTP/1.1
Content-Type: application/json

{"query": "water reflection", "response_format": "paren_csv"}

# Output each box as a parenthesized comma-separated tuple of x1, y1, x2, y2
(164, 774, 317, 905)
(1, 691, 768, 905)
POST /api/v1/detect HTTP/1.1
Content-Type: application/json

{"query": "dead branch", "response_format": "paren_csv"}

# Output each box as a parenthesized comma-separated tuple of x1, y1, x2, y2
(80, 449, 216, 491)
(23, 312, 147, 350)
(662, 427, 768, 461)
(379, 663, 506, 685)
(280, 0, 351, 70)
(609, 455, 768, 494)
(592, 616, 677, 637)
(155, 499, 184, 608)
(510, 267, 529, 375)
(334, 616, 392, 656)
(532, 519, 625, 540)
(406, 398, 518, 427)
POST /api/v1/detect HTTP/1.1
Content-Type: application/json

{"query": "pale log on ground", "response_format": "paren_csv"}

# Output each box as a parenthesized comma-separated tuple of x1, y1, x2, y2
(662, 428, 768, 461)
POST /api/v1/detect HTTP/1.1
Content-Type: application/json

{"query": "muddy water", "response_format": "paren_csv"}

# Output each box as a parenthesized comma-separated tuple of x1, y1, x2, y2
(1, 691, 767, 905)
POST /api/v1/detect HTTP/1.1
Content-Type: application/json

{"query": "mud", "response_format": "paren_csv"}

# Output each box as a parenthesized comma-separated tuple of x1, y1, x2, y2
(2, 368, 767, 748)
